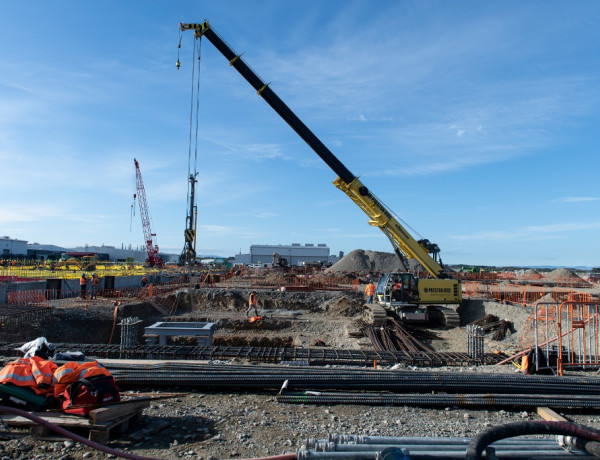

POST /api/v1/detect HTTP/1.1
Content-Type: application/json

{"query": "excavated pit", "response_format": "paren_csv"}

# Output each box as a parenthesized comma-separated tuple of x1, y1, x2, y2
(18, 288, 538, 356)
(41, 288, 366, 347)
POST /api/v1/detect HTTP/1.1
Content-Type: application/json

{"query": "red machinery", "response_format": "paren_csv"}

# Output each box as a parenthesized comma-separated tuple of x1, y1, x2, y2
(133, 158, 164, 267)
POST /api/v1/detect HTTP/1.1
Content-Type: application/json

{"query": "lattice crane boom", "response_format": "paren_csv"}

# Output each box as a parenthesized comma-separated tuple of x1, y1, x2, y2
(134, 158, 163, 267)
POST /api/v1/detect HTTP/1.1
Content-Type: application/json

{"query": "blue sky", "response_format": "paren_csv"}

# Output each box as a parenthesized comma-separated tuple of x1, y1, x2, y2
(1, 1, 599, 267)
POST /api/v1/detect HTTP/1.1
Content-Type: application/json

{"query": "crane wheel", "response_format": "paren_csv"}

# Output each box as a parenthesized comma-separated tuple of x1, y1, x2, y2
(363, 304, 388, 326)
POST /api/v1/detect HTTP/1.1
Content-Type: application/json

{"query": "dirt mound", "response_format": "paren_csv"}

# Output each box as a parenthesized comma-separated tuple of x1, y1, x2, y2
(321, 295, 363, 316)
(545, 267, 583, 282)
(326, 249, 408, 273)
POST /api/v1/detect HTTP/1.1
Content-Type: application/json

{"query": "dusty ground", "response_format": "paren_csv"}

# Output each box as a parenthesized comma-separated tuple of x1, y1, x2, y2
(1, 286, 599, 459)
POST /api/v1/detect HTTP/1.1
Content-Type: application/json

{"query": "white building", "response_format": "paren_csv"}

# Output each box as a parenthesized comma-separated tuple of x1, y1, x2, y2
(234, 243, 333, 267)
(0, 236, 28, 257)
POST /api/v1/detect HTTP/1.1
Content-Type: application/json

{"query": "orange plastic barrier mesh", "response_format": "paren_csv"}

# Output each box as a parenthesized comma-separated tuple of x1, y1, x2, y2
(7, 290, 49, 307)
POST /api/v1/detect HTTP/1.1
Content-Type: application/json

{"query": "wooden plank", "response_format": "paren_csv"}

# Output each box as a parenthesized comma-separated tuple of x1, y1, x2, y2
(0, 412, 91, 428)
(89, 400, 149, 424)
(537, 407, 569, 422)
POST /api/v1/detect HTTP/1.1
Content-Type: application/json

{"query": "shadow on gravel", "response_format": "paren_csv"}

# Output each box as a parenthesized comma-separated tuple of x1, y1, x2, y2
(112, 414, 215, 450)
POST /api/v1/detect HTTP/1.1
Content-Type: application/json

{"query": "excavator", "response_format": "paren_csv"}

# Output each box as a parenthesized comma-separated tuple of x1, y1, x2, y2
(179, 21, 461, 328)
(272, 253, 289, 268)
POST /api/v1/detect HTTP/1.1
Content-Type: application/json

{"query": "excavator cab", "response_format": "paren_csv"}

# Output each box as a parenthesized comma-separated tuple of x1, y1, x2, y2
(376, 272, 418, 304)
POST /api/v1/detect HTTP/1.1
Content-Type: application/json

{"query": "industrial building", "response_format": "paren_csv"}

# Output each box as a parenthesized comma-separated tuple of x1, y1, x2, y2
(233, 243, 342, 267)
(0, 236, 27, 258)
(1, 238, 178, 264)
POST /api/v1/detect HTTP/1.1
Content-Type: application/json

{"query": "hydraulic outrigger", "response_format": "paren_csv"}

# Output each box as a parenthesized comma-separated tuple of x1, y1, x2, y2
(179, 21, 461, 327)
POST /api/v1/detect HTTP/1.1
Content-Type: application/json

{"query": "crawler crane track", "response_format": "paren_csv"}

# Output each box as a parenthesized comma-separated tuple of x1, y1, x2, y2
(436, 306, 461, 329)
(363, 304, 388, 326)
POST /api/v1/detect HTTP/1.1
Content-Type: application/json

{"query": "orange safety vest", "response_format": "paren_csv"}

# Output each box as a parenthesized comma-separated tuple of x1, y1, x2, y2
(365, 283, 375, 296)
(91, 276, 99, 286)
(0, 356, 57, 396)
(53, 361, 114, 398)
(80, 276, 87, 285)
(249, 292, 257, 306)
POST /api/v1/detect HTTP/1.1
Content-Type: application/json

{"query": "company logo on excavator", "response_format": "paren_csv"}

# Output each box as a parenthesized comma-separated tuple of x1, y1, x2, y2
(424, 287, 452, 294)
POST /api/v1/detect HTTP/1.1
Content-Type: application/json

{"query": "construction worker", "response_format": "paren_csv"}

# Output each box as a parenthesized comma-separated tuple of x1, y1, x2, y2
(79, 273, 87, 299)
(90, 273, 99, 299)
(364, 281, 376, 304)
(141, 275, 148, 287)
(392, 280, 404, 302)
(246, 290, 258, 317)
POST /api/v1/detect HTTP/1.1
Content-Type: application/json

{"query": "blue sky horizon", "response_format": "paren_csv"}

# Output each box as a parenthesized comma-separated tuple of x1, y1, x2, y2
(1, 1, 599, 267)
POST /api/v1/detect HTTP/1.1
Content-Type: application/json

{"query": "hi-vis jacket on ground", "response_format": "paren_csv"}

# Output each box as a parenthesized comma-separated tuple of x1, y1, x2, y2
(0, 357, 57, 396)
(0, 358, 112, 398)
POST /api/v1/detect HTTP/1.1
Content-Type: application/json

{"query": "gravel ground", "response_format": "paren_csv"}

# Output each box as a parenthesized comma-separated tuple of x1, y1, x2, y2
(3, 372, 600, 460)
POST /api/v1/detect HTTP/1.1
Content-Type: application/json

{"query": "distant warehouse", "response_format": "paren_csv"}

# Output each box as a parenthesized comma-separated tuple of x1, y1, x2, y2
(234, 243, 341, 267)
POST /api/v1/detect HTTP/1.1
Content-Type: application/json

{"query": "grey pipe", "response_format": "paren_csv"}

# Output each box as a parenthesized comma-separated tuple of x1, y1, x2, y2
(297, 448, 580, 459)
(325, 434, 560, 446)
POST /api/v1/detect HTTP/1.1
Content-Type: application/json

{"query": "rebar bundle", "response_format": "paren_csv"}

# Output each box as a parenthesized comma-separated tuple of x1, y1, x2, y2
(0, 342, 506, 366)
(467, 324, 485, 361)
(118, 317, 141, 351)
(278, 391, 600, 409)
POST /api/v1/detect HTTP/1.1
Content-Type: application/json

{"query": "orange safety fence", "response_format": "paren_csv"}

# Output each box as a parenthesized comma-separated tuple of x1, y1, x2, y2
(516, 300, 600, 375)
(4, 279, 190, 310)
(462, 281, 497, 299)
(557, 301, 600, 375)
(6, 290, 50, 307)
(462, 281, 591, 309)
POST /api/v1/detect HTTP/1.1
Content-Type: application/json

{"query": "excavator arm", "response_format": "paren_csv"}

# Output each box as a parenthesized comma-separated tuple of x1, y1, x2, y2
(179, 21, 447, 279)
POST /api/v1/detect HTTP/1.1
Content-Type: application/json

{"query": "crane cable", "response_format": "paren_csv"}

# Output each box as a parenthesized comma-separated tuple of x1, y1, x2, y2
(186, 36, 201, 196)
(129, 170, 137, 232)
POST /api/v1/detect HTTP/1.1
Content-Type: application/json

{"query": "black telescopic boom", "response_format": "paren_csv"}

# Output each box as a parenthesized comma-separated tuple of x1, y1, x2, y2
(188, 21, 356, 185)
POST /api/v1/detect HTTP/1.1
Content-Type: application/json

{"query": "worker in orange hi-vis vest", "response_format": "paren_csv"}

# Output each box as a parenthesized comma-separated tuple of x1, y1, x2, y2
(364, 281, 376, 304)
(90, 273, 99, 299)
(79, 274, 87, 299)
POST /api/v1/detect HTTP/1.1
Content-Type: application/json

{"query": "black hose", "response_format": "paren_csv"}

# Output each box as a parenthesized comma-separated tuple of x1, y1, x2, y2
(466, 420, 600, 459)
(0, 405, 296, 460)
(0, 406, 162, 460)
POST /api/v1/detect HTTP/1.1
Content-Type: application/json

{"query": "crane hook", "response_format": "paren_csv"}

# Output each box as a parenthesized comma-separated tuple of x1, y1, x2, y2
(176, 59, 181, 70)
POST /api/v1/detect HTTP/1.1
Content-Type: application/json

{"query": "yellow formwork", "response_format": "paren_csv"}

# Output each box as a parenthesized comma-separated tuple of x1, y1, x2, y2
(0, 262, 168, 280)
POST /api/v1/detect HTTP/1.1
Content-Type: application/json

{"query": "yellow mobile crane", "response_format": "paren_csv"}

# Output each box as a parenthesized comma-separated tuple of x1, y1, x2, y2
(179, 21, 461, 327)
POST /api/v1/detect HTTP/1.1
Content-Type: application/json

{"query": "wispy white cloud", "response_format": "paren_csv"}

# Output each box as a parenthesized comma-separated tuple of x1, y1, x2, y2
(554, 196, 600, 203)
(450, 221, 600, 242)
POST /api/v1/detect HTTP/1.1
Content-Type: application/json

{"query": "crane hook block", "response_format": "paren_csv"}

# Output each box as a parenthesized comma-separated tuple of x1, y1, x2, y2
(176, 59, 181, 70)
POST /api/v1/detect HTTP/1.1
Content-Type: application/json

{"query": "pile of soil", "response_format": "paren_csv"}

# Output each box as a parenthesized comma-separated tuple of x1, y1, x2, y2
(326, 249, 422, 273)
(545, 267, 585, 282)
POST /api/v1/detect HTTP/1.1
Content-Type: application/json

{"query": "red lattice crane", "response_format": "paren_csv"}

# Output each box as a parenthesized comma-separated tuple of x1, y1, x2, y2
(134, 158, 163, 267)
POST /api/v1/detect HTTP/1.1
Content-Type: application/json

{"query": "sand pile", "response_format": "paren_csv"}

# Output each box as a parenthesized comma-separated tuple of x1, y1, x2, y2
(545, 267, 584, 282)
(325, 249, 421, 273)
